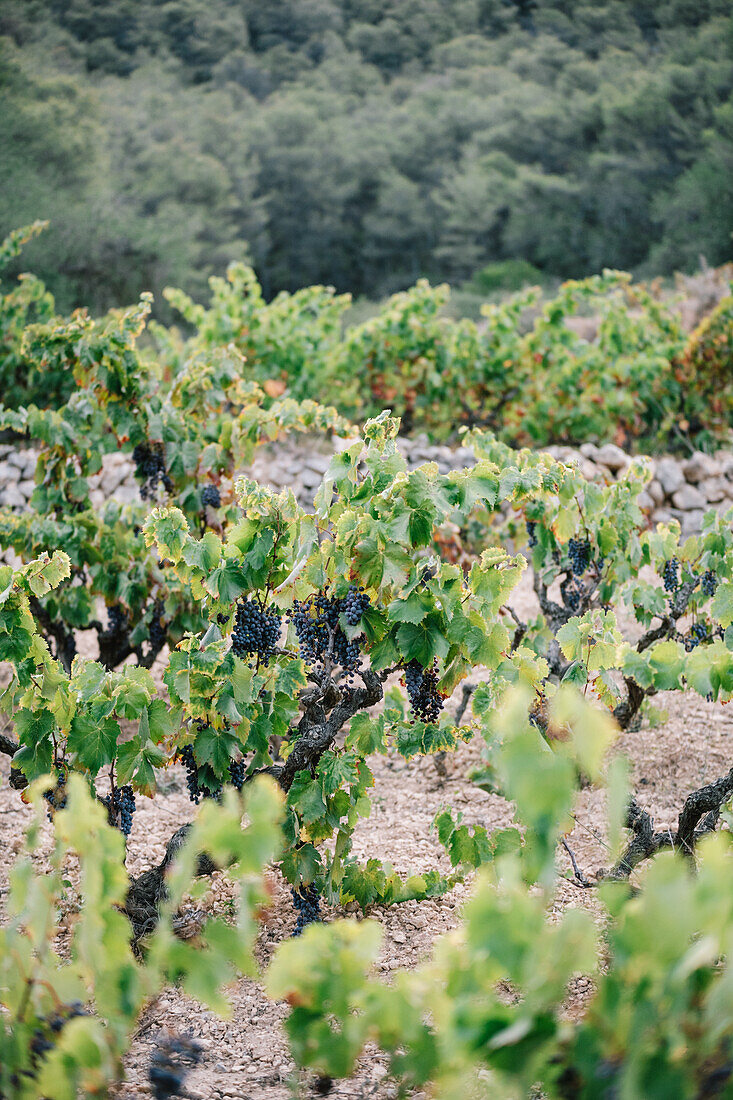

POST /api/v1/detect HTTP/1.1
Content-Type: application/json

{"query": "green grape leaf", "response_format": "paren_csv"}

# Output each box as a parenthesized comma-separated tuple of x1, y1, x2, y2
(288, 770, 328, 823)
(67, 713, 120, 773)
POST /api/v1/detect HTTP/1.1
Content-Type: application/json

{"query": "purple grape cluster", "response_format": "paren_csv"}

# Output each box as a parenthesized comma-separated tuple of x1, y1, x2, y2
(229, 758, 245, 791)
(201, 483, 221, 509)
(560, 575, 582, 612)
(43, 769, 67, 821)
(404, 658, 443, 723)
(180, 744, 202, 804)
(104, 604, 129, 642)
(290, 588, 365, 678)
(702, 569, 718, 597)
(662, 558, 679, 593)
(684, 622, 711, 651)
(526, 520, 538, 548)
(27, 1002, 89, 1076)
(179, 742, 222, 804)
(149, 598, 166, 652)
(291, 883, 321, 936)
(232, 599, 281, 664)
(344, 584, 371, 626)
(132, 441, 173, 499)
(104, 784, 136, 836)
(568, 537, 591, 576)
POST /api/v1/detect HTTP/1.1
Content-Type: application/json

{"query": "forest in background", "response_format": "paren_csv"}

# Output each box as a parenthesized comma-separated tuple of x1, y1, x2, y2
(1, 0, 733, 315)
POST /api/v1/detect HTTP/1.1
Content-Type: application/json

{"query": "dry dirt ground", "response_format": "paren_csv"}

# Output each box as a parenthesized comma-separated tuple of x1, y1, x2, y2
(2, 577, 732, 1100)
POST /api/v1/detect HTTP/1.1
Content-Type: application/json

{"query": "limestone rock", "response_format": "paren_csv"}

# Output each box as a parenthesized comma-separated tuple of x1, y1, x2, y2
(0, 485, 25, 509)
(672, 484, 707, 511)
(682, 451, 719, 483)
(648, 479, 665, 504)
(655, 456, 685, 497)
(701, 477, 729, 504)
(680, 509, 706, 535)
(594, 443, 629, 472)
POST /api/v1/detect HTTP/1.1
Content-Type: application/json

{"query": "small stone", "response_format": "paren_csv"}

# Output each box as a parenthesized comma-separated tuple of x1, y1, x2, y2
(0, 485, 25, 509)
(304, 453, 329, 475)
(655, 456, 685, 497)
(721, 456, 733, 481)
(682, 451, 718, 483)
(391, 930, 406, 944)
(701, 477, 729, 504)
(594, 443, 629, 471)
(672, 484, 707, 511)
(636, 491, 654, 511)
(578, 458, 600, 480)
(18, 479, 35, 497)
(113, 484, 139, 505)
(300, 467, 321, 489)
(579, 442, 599, 460)
(680, 509, 706, 535)
(647, 479, 665, 504)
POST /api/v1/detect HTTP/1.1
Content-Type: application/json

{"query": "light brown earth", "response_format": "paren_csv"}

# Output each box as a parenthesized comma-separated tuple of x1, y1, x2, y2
(1, 574, 731, 1100)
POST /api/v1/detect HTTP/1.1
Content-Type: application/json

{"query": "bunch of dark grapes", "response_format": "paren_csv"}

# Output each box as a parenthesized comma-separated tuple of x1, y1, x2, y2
(133, 441, 173, 500)
(702, 569, 719, 597)
(404, 659, 444, 723)
(149, 1033, 202, 1100)
(229, 758, 245, 791)
(105, 604, 129, 642)
(201, 483, 221, 509)
(290, 586, 367, 679)
(43, 769, 67, 821)
(344, 585, 371, 626)
(291, 883, 322, 936)
(180, 744, 202, 805)
(149, 599, 166, 653)
(27, 1002, 89, 1074)
(104, 785, 137, 836)
(179, 743, 223, 803)
(231, 599, 281, 664)
(560, 575, 582, 612)
(526, 520, 538, 548)
(662, 558, 680, 593)
(568, 537, 591, 577)
(684, 622, 710, 651)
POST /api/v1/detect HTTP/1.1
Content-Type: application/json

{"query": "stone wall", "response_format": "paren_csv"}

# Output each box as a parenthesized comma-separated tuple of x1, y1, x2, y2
(2, 435, 732, 562)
